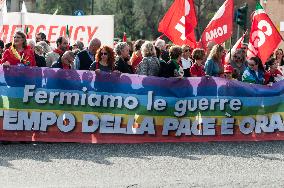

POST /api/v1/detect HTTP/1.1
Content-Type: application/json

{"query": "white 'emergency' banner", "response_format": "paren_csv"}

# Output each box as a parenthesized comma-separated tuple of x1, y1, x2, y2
(0, 12, 114, 47)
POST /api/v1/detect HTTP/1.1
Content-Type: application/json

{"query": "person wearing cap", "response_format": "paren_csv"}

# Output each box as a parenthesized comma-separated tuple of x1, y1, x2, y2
(223, 64, 234, 80)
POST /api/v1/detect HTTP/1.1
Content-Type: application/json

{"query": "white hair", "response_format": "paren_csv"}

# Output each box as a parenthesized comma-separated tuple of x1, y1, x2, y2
(154, 39, 166, 49)
(38, 41, 52, 54)
(115, 42, 128, 56)
(141, 41, 156, 57)
(27, 39, 36, 48)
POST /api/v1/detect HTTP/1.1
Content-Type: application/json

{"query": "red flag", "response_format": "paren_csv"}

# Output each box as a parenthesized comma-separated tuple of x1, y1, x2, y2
(200, 0, 234, 48)
(247, 3, 283, 64)
(158, 0, 197, 47)
(225, 31, 247, 64)
(122, 32, 127, 42)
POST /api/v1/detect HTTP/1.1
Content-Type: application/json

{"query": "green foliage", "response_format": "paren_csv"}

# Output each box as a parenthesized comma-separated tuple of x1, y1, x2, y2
(37, 0, 174, 40)
(36, 0, 237, 42)
(38, 0, 91, 15)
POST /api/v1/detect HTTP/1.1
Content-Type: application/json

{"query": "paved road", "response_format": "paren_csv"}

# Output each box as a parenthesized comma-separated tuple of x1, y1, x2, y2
(1, 141, 284, 188)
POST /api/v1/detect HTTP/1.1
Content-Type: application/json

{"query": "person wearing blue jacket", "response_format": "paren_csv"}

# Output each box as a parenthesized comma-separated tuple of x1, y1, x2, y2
(205, 44, 224, 76)
(242, 56, 265, 85)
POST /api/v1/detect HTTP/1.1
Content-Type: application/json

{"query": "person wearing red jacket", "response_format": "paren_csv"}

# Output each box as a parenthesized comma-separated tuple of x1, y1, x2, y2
(265, 57, 283, 84)
(0, 31, 36, 67)
(190, 48, 206, 77)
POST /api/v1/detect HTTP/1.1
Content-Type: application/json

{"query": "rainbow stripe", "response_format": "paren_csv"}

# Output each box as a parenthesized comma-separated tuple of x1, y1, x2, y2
(0, 66, 284, 143)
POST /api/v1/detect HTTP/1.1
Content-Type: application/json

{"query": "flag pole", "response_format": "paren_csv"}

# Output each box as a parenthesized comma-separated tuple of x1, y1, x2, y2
(229, 36, 232, 64)
(237, 25, 240, 40)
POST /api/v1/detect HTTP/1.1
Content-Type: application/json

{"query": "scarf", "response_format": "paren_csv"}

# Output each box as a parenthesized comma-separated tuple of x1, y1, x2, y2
(53, 48, 64, 56)
(10, 45, 30, 66)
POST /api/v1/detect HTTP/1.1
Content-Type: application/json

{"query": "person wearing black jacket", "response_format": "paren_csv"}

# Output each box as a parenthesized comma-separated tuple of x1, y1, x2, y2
(114, 42, 133, 74)
(74, 38, 101, 70)
(34, 45, 46, 67)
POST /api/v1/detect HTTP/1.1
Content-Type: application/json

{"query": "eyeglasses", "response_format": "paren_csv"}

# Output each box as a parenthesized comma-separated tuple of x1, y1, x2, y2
(101, 52, 108, 56)
(184, 49, 191, 52)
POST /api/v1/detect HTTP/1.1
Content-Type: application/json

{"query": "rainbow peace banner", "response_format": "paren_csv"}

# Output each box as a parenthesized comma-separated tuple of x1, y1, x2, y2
(1, 66, 284, 143)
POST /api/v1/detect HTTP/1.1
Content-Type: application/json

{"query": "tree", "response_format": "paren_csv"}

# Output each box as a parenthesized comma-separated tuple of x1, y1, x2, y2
(36, 0, 255, 44)
(38, 0, 91, 15)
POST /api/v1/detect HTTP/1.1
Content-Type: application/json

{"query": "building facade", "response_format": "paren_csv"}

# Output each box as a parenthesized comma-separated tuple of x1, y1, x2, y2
(7, 0, 36, 12)
(261, 0, 284, 49)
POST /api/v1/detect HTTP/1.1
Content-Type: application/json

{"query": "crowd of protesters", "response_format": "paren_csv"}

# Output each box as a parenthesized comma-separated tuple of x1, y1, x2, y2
(0, 31, 284, 85)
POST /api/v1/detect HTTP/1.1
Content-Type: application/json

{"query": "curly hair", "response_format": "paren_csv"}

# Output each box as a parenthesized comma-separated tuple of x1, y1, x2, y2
(115, 42, 128, 56)
(38, 41, 52, 54)
(232, 49, 246, 62)
(95, 46, 115, 69)
(208, 44, 224, 61)
(141, 41, 156, 57)
(192, 48, 205, 61)
(169, 46, 182, 60)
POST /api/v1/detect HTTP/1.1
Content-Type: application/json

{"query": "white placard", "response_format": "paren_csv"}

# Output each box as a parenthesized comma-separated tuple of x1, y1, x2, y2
(280, 22, 284, 32)
(0, 12, 114, 47)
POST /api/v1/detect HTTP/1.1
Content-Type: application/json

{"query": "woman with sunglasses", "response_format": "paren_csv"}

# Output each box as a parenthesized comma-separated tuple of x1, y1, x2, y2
(242, 56, 265, 85)
(1, 31, 36, 67)
(89, 46, 115, 72)
(229, 49, 247, 81)
(181, 45, 193, 77)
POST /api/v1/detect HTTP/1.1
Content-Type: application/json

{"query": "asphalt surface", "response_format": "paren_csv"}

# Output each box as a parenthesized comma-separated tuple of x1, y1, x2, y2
(1, 141, 284, 188)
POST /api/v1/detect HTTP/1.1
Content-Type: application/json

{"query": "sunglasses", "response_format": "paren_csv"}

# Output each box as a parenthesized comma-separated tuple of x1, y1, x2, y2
(248, 63, 256, 67)
(101, 52, 108, 56)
